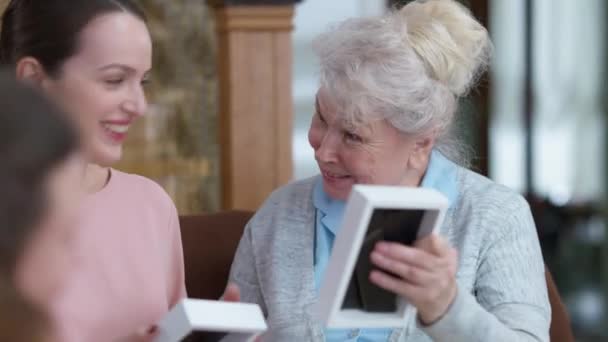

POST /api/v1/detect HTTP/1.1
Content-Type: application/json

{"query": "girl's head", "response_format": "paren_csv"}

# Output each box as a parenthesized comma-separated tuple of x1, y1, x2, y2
(1, 0, 151, 166)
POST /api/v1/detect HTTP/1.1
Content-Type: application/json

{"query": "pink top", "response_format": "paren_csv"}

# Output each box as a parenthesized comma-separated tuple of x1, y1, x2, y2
(52, 169, 187, 342)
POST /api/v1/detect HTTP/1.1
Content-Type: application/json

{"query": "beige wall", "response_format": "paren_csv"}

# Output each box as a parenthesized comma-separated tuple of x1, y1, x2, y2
(118, 1, 219, 214)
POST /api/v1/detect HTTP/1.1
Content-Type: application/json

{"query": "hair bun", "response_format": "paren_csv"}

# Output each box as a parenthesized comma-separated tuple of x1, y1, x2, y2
(400, 0, 492, 96)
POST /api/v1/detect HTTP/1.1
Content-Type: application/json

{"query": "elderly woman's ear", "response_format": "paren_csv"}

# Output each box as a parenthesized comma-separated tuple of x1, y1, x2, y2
(407, 134, 435, 172)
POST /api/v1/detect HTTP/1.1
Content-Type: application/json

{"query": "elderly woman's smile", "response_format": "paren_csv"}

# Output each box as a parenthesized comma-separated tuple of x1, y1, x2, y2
(319, 168, 353, 192)
(309, 88, 429, 201)
(321, 169, 352, 182)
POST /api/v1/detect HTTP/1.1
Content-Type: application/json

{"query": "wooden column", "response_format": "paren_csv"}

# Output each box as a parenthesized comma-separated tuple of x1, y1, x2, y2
(207, 0, 300, 210)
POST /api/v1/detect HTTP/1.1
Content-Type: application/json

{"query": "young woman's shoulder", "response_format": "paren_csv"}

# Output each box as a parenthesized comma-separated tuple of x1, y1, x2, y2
(109, 169, 176, 213)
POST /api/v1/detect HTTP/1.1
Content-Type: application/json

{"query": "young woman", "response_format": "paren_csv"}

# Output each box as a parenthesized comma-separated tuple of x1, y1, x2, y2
(1, 1, 186, 341)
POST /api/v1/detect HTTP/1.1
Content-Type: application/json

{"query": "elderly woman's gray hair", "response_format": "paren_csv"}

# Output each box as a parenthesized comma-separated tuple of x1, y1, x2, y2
(313, 0, 492, 165)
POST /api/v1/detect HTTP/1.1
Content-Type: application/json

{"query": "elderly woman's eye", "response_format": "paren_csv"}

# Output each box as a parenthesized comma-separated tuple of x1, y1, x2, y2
(344, 131, 363, 143)
(316, 112, 327, 124)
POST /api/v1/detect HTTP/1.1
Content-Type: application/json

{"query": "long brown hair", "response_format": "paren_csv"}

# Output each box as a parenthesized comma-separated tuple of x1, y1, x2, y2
(0, 0, 146, 77)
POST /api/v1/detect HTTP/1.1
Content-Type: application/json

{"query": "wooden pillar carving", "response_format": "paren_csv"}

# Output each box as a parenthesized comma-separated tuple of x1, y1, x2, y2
(207, 0, 301, 210)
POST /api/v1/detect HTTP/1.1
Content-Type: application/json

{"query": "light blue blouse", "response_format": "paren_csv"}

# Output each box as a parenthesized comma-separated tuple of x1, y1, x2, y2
(312, 150, 459, 341)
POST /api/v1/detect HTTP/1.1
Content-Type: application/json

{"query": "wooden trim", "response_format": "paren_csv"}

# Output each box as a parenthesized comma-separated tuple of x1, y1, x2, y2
(273, 31, 294, 185)
(217, 29, 234, 208)
(214, 6, 295, 31)
(212, 4, 295, 210)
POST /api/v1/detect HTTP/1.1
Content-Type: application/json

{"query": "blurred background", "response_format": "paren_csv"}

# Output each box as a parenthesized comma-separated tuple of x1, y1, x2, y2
(0, 0, 602, 339)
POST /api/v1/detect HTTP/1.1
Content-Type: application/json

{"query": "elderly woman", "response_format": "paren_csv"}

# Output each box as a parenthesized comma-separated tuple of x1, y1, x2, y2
(227, 0, 550, 341)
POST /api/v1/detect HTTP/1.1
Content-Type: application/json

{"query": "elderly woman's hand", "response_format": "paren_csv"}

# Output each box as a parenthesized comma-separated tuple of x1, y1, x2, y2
(113, 326, 158, 342)
(221, 283, 241, 302)
(369, 234, 458, 325)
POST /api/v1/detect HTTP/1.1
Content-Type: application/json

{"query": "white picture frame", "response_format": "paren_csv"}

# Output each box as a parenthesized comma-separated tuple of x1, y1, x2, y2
(312, 185, 448, 328)
(154, 299, 267, 342)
